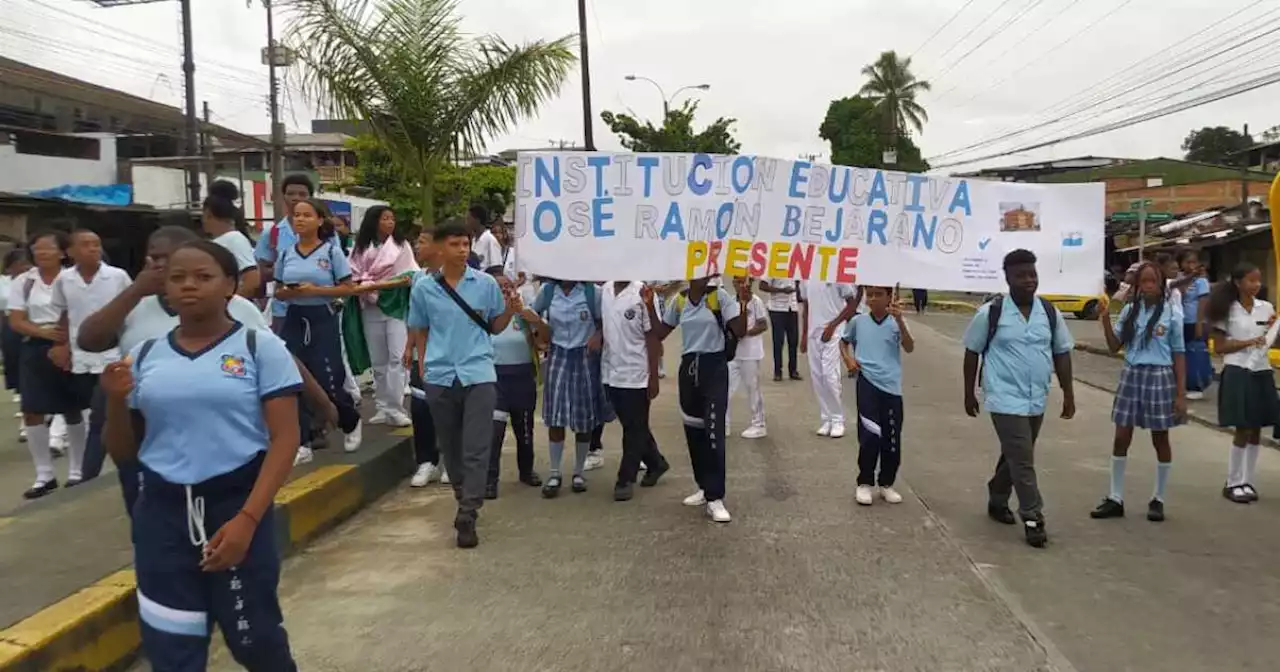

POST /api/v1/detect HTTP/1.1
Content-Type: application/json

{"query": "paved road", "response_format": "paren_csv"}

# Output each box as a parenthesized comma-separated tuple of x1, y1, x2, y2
(136, 318, 1280, 672)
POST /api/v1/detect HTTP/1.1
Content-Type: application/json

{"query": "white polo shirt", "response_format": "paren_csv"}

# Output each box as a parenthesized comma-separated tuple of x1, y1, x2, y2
(51, 263, 131, 373)
(601, 282, 652, 389)
(7, 268, 60, 324)
(800, 280, 856, 333)
(1215, 299, 1277, 372)
(473, 229, 503, 270)
(762, 279, 799, 313)
(737, 295, 769, 361)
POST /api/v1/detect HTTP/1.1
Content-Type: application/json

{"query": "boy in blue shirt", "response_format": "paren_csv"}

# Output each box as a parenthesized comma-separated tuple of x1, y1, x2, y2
(962, 249, 1076, 549)
(840, 286, 914, 506)
(407, 223, 521, 549)
(254, 174, 313, 333)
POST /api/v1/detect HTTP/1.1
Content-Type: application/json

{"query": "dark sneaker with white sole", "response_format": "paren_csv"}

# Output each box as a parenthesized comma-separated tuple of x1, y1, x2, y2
(1090, 498, 1125, 519)
(1022, 517, 1048, 548)
(1146, 499, 1165, 522)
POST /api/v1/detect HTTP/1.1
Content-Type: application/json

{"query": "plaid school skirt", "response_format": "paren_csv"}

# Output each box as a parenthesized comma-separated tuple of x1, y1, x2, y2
(1112, 364, 1181, 431)
(542, 344, 614, 432)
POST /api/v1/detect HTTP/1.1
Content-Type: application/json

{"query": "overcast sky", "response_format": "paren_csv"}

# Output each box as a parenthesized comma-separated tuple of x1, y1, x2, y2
(5, 0, 1277, 172)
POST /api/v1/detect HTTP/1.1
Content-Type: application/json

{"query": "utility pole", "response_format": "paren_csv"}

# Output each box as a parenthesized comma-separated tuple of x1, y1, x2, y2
(201, 100, 214, 186)
(1137, 199, 1148, 259)
(179, 0, 200, 205)
(1241, 122, 1250, 211)
(577, 0, 595, 151)
(264, 0, 285, 214)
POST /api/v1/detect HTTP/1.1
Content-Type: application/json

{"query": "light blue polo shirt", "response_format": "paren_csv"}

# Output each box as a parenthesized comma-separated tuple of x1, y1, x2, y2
(407, 268, 504, 386)
(963, 296, 1074, 417)
(534, 283, 596, 350)
(493, 318, 534, 366)
(1182, 277, 1210, 325)
(662, 287, 741, 355)
(1114, 301, 1185, 367)
(842, 313, 903, 396)
(255, 218, 297, 318)
(274, 239, 351, 306)
(128, 323, 302, 485)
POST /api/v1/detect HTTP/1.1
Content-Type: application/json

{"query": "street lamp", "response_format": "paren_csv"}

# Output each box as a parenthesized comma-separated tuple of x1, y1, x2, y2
(624, 75, 710, 118)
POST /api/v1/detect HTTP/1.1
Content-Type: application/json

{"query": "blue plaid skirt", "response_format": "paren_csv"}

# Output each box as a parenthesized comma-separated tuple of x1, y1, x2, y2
(1112, 364, 1181, 430)
(542, 345, 614, 432)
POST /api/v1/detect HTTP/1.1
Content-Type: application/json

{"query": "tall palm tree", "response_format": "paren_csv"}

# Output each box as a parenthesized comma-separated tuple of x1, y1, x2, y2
(288, 0, 577, 225)
(858, 50, 931, 153)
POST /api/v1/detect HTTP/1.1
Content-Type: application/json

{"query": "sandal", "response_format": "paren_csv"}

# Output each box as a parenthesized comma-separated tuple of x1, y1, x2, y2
(541, 476, 562, 499)
(571, 475, 587, 493)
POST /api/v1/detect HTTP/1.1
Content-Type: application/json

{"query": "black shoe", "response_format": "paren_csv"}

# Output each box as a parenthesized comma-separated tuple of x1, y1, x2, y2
(454, 516, 478, 549)
(483, 483, 499, 500)
(541, 476, 561, 499)
(640, 461, 669, 488)
(773, 373, 783, 382)
(571, 475, 587, 493)
(987, 503, 1016, 525)
(1146, 498, 1165, 522)
(520, 472, 543, 487)
(614, 483, 634, 501)
(1243, 484, 1260, 502)
(789, 372, 803, 381)
(1224, 484, 1252, 503)
(22, 479, 58, 500)
(1090, 498, 1125, 519)
(1023, 517, 1048, 548)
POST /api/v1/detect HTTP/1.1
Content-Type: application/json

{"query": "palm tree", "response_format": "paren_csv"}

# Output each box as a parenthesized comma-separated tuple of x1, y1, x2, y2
(287, 0, 577, 225)
(858, 50, 931, 155)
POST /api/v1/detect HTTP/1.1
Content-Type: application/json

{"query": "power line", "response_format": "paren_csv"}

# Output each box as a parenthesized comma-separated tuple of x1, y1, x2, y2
(929, 0, 1046, 85)
(927, 0, 1020, 65)
(908, 0, 978, 59)
(932, 66, 1280, 170)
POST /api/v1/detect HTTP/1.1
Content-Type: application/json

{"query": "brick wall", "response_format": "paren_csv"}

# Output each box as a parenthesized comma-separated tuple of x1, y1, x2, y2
(1105, 179, 1256, 215)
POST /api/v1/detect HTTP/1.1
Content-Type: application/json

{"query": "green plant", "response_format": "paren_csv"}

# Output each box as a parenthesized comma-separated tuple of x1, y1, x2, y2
(600, 100, 741, 154)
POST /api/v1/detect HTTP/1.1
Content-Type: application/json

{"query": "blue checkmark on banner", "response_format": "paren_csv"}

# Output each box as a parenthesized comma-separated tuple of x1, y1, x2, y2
(978, 238, 992, 250)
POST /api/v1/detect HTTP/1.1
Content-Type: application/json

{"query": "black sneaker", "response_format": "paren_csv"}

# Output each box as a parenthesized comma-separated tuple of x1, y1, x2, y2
(519, 472, 543, 487)
(640, 461, 670, 487)
(454, 516, 478, 549)
(987, 503, 1016, 525)
(614, 483, 634, 502)
(1023, 517, 1048, 548)
(1090, 498, 1125, 519)
(483, 483, 499, 500)
(1146, 498, 1165, 522)
(789, 372, 803, 381)
(22, 479, 58, 500)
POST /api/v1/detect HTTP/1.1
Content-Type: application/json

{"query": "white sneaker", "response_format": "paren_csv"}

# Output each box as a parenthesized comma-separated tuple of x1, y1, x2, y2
(410, 463, 438, 487)
(367, 411, 390, 425)
(880, 486, 903, 504)
(386, 410, 412, 428)
(816, 421, 832, 437)
(440, 468, 451, 485)
(707, 499, 731, 523)
(1186, 390, 1205, 400)
(741, 425, 768, 439)
(18, 426, 26, 443)
(682, 489, 706, 506)
(343, 421, 363, 452)
(829, 421, 846, 439)
(855, 485, 874, 505)
(294, 446, 314, 466)
(584, 452, 605, 471)
(11, 394, 19, 404)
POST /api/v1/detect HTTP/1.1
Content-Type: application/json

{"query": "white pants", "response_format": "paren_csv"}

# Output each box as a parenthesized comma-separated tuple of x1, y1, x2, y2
(361, 306, 407, 414)
(728, 359, 765, 429)
(807, 328, 844, 424)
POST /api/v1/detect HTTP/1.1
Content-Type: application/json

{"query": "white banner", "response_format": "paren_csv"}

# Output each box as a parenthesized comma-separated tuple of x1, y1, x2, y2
(513, 152, 1104, 294)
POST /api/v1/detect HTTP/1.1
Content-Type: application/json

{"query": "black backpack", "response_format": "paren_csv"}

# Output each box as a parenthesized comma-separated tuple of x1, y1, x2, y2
(978, 295, 1058, 385)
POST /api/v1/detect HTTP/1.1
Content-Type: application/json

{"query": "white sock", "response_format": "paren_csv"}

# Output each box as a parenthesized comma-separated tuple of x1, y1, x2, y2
(65, 421, 88, 480)
(26, 424, 54, 483)
(1228, 444, 1247, 487)
(1244, 443, 1261, 486)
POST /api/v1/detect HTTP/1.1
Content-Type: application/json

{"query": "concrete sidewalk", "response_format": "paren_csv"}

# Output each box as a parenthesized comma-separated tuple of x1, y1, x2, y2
(181, 318, 1280, 672)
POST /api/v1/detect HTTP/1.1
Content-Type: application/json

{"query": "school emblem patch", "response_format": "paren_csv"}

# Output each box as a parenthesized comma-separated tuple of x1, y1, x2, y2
(624, 308, 637, 320)
(220, 355, 247, 377)
(579, 309, 590, 321)
(317, 258, 331, 271)
(1155, 324, 1166, 337)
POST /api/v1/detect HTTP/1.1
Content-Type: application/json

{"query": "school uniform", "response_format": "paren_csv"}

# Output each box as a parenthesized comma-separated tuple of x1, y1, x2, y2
(112, 295, 269, 516)
(1215, 299, 1279, 430)
(664, 287, 740, 506)
(0, 274, 22, 394)
(486, 316, 539, 488)
(407, 267, 505, 523)
(535, 283, 607, 434)
(728, 295, 768, 432)
(602, 282, 668, 486)
(800, 281, 856, 434)
(762, 279, 801, 378)
(962, 296, 1074, 522)
(254, 218, 295, 333)
(843, 313, 904, 488)
(273, 239, 362, 442)
(128, 323, 301, 671)
(1180, 276, 1213, 393)
(214, 231, 257, 276)
(1111, 301, 1185, 431)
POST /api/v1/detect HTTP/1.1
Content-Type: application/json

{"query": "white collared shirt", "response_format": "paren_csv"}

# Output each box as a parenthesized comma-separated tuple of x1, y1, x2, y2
(737, 295, 769, 361)
(1215, 299, 1276, 372)
(762, 279, 799, 312)
(7, 268, 61, 324)
(601, 282, 652, 389)
(50, 263, 131, 373)
(474, 229, 503, 270)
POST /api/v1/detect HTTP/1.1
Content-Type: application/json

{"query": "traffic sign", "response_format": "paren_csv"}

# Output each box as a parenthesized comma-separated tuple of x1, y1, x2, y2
(1111, 211, 1173, 222)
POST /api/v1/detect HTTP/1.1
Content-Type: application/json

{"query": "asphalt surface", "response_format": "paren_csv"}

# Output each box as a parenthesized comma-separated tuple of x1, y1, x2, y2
(148, 315, 1280, 672)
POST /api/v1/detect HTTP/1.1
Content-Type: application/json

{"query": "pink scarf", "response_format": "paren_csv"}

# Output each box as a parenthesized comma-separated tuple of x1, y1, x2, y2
(349, 239, 416, 306)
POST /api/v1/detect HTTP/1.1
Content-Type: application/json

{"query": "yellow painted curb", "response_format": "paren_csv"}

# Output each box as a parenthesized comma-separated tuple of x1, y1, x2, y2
(0, 571, 139, 672)
(275, 464, 361, 547)
(390, 426, 413, 437)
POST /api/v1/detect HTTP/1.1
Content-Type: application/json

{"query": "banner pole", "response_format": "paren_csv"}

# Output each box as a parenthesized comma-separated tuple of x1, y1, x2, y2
(1271, 172, 1280, 296)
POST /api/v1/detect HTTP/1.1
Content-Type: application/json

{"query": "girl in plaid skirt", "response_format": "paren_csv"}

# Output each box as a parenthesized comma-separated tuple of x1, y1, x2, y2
(1091, 261, 1186, 523)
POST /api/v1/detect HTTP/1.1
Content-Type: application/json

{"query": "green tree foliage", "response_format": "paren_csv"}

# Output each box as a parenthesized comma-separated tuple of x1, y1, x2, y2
(600, 101, 741, 153)
(1181, 126, 1255, 165)
(288, 0, 575, 226)
(818, 96, 929, 171)
(858, 50, 930, 142)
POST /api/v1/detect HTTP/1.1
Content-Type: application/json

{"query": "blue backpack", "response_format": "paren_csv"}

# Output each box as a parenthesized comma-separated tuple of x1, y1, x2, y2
(535, 282, 599, 322)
